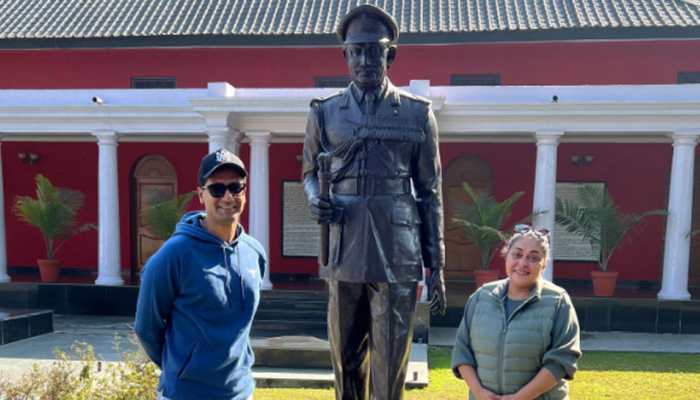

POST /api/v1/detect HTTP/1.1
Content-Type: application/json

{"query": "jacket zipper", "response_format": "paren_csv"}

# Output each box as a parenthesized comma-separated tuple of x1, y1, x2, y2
(498, 300, 507, 394)
(499, 295, 538, 394)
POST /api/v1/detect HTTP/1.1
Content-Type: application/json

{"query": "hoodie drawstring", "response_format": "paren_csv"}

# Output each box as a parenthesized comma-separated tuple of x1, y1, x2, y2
(221, 243, 245, 311)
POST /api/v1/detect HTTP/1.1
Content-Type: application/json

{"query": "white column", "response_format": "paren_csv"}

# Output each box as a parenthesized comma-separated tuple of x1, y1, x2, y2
(658, 132, 698, 300)
(0, 140, 10, 282)
(246, 131, 273, 290)
(208, 129, 242, 155)
(532, 131, 563, 282)
(93, 131, 124, 286)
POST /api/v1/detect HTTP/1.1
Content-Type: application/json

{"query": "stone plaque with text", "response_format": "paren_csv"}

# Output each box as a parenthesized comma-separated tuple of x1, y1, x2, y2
(282, 181, 320, 257)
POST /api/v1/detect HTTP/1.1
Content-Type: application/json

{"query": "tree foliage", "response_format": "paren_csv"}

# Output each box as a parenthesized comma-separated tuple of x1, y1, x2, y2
(13, 175, 93, 260)
(140, 191, 195, 240)
(555, 184, 666, 272)
(451, 182, 525, 270)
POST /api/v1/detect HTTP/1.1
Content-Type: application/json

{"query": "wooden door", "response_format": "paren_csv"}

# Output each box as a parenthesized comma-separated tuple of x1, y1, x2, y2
(131, 155, 178, 282)
(443, 156, 493, 280)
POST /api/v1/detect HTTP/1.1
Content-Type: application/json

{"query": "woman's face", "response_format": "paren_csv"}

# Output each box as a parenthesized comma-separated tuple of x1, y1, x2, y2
(505, 236, 546, 291)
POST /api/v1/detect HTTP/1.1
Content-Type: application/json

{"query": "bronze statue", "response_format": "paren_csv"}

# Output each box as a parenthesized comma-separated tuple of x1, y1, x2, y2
(302, 4, 446, 399)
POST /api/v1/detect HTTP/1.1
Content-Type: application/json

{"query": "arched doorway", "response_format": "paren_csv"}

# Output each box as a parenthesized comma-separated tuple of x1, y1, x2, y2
(131, 155, 178, 283)
(443, 155, 493, 280)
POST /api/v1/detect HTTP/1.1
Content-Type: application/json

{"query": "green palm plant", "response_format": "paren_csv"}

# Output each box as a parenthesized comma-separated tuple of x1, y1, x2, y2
(555, 184, 666, 272)
(452, 182, 525, 270)
(13, 174, 94, 260)
(140, 192, 195, 240)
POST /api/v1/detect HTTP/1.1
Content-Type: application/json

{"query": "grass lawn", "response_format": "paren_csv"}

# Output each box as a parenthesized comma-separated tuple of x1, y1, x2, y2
(254, 347, 700, 399)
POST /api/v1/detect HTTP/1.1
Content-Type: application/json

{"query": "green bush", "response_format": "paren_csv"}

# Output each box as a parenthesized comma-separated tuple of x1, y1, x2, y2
(0, 341, 159, 400)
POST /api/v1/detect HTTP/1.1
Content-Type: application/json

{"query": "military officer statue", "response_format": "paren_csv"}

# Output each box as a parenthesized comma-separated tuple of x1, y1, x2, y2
(302, 4, 446, 400)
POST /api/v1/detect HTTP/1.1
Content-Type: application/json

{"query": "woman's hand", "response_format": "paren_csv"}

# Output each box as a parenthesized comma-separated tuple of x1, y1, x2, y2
(472, 387, 500, 400)
(498, 394, 526, 400)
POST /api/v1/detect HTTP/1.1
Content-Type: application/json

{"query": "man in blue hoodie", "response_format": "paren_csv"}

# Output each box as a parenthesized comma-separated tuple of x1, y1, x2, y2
(135, 148, 267, 400)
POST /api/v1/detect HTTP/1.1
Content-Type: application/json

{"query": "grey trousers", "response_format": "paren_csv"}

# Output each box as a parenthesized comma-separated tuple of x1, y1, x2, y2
(326, 280, 418, 400)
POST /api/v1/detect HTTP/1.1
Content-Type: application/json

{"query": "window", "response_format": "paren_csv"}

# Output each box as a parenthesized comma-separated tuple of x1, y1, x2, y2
(315, 76, 351, 88)
(677, 72, 700, 84)
(450, 73, 501, 86)
(130, 77, 176, 89)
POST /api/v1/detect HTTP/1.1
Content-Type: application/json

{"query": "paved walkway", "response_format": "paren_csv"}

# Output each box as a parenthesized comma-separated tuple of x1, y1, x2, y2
(430, 327, 700, 353)
(1, 315, 699, 382)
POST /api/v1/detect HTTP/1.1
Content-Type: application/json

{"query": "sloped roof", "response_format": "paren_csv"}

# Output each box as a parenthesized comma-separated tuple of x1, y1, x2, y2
(1, 0, 699, 47)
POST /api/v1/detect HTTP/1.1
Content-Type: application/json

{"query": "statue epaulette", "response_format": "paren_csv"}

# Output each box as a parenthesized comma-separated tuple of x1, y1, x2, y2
(398, 91, 431, 106)
(310, 90, 344, 107)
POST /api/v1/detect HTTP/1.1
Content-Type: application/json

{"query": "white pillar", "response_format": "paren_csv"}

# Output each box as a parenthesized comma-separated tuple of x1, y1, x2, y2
(208, 129, 242, 155)
(0, 140, 10, 282)
(246, 131, 273, 290)
(93, 131, 124, 286)
(532, 131, 563, 282)
(658, 132, 698, 300)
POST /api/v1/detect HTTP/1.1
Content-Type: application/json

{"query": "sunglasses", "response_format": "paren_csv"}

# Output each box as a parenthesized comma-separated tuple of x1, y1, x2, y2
(514, 224, 550, 240)
(202, 181, 246, 198)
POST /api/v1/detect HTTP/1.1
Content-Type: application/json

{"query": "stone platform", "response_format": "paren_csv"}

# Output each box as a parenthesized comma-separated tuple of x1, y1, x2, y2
(0, 308, 53, 345)
(252, 335, 428, 388)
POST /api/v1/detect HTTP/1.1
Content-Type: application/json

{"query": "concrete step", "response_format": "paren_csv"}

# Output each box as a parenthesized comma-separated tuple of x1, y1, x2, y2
(252, 319, 327, 332)
(258, 298, 327, 311)
(255, 309, 327, 321)
(0, 308, 53, 345)
(252, 341, 428, 388)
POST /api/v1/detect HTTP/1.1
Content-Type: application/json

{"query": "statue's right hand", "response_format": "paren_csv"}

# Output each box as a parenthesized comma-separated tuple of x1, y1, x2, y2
(309, 196, 342, 224)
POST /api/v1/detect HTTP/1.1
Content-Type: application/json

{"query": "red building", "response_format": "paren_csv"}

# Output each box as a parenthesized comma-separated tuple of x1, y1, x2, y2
(1, 0, 700, 301)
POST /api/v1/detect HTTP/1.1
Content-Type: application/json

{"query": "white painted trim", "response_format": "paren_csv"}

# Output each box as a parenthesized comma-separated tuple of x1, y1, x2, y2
(658, 133, 699, 300)
(93, 130, 124, 286)
(532, 131, 563, 282)
(0, 84, 698, 142)
(246, 131, 273, 290)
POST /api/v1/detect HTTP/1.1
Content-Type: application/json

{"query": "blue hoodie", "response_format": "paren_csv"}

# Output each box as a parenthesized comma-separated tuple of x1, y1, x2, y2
(135, 211, 266, 400)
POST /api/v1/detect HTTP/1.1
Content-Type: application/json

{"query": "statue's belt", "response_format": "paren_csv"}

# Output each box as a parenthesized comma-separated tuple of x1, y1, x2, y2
(332, 177, 411, 195)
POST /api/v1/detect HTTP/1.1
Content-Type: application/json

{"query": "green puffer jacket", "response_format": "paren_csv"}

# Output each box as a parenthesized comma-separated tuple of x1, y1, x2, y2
(451, 279, 581, 400)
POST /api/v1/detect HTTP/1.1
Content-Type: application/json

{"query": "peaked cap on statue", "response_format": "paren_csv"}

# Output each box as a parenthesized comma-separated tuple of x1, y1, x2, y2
(336, 4, 399, 44)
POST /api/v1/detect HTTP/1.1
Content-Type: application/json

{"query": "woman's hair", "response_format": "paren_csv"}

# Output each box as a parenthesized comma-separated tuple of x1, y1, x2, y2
(501, 224, 551, 260)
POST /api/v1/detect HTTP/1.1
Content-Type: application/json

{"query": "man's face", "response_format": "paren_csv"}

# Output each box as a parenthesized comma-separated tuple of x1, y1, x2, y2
(343, 17, 394, 90)
(197, 167, 246, 228)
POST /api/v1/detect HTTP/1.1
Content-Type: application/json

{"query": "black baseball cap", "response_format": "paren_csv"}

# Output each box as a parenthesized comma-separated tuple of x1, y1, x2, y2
(198, 148, 247, 186)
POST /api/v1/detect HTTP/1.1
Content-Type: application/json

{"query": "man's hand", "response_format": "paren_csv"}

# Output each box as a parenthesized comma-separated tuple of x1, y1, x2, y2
(427, 268, 446, 315)
(308, 196, 343, 224)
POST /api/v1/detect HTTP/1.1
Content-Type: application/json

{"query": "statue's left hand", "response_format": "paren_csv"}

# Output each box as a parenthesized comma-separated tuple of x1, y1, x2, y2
(428, 269, 447, 315)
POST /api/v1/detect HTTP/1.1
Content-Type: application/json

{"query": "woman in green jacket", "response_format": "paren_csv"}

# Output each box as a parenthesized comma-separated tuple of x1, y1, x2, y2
(451, 225, 581, 400)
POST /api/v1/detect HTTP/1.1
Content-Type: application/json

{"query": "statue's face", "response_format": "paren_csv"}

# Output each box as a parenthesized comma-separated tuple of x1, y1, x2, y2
(343, 16, 395, 90)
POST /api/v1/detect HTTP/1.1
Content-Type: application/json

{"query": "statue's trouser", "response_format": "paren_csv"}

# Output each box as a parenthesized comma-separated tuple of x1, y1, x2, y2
(327, 280, 417, 400)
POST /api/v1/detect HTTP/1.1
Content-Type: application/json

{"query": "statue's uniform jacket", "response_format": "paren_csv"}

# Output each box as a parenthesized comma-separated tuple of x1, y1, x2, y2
(302, 80, 445, 283)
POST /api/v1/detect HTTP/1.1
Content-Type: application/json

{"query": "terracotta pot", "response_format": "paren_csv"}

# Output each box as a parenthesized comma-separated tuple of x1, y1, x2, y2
(591, 270, 618, 297)
(37, 259, 61, 283)
(474, 270, 499, 288)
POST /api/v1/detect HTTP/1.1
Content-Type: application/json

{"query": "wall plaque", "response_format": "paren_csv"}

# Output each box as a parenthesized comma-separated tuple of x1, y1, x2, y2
(553, 182, 604, 262)
(282, 181, 320, 257)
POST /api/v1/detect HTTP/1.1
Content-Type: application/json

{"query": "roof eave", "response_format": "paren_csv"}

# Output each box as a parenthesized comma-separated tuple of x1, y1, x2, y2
(0, 26, 699, 50)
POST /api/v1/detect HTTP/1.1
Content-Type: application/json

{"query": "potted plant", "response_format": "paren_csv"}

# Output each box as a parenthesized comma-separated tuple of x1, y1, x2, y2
(140, 192, 195, 241)
(13, 175, 94, 282)
(452, 182, 526, 287)
(555, 184, 666, 296)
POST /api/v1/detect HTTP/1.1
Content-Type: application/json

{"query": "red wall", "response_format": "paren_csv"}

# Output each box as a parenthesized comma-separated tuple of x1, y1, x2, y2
(439, 142, 671, 281)
(2, 140, 679, 282)
(1, 39, 700, 89)
(2, 38, 694, 282)
(4, 142, 98, 268)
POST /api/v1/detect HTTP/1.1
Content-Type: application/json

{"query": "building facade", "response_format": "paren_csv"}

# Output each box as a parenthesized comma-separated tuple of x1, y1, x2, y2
(1, 0, 700, 299)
